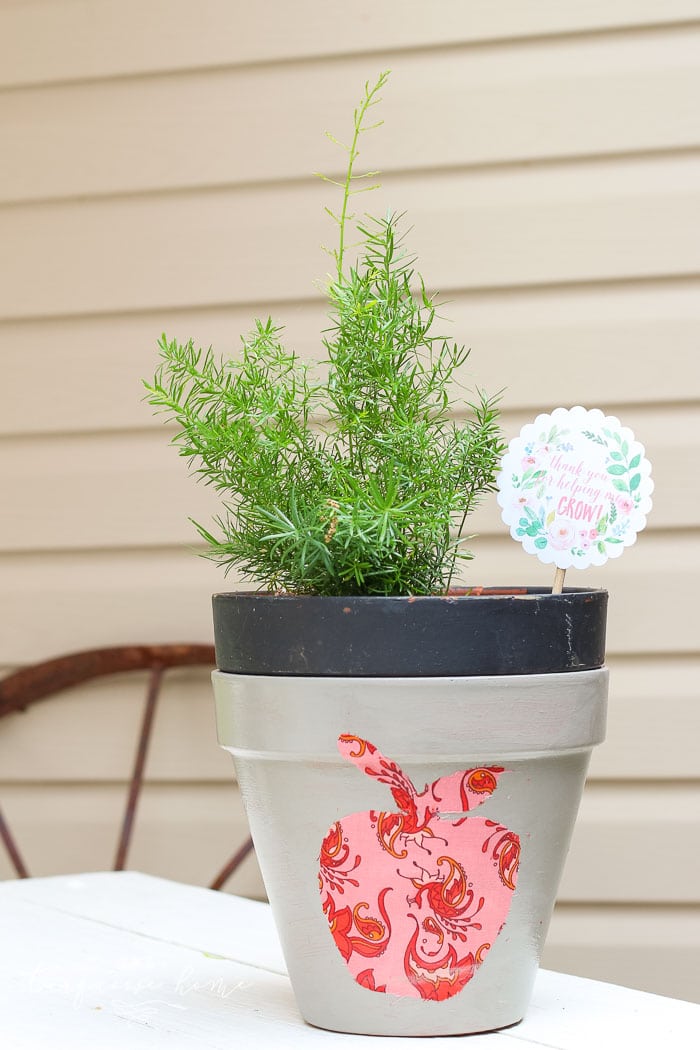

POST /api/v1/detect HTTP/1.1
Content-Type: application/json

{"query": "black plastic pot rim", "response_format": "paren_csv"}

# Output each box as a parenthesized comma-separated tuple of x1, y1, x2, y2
(212, 587, 608, 679)
(214, 586, 592, 597)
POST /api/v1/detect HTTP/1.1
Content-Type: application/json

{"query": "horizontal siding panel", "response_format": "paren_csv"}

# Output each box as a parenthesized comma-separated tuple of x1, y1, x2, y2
(0, 548, 223, 664)
(0, 782, 261, 900)
(3, 281, 700, 435)
(1, 658, 698, 782)
(544, 904, 700, 1003)
(1, 2, 699, 89)
(4, 29, 700, 203)
(0, 534, 697, 663)
(0, 667, 232, 783)
(2, 782, 698, 902)
(0, 404, 693, 552)
(592, 656, 700, 780)
(559, 783, 700, 903)
(2, 155, 700, 320)
(0, 430, 223, 552)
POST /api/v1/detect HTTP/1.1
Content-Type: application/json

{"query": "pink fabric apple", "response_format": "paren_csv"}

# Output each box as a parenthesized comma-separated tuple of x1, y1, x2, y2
(318, 735, 520, 1000)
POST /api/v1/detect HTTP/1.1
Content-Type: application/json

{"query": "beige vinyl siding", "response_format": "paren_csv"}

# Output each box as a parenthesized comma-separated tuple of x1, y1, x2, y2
(3, 157, 700, 317)
(4, 28, 700, 203)
(4, 285, 700, 434)
(2, 1, 700, 89)
(1, 0, 699, 1003)
(0, 405, 695, 550)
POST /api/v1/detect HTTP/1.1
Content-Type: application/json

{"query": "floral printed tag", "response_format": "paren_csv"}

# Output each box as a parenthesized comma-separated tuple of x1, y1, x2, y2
(496, 406, 653, 569)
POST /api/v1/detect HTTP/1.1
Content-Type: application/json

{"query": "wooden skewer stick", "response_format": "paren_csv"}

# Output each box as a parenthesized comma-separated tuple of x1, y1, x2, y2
(552, 567, 566, 594)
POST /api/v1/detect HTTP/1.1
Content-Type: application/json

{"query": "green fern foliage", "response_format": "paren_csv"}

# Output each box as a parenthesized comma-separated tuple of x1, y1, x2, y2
(145, 73, 504, 596)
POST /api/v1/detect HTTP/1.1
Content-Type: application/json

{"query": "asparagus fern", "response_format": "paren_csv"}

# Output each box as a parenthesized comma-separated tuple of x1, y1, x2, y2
(145, 73, 504, 596)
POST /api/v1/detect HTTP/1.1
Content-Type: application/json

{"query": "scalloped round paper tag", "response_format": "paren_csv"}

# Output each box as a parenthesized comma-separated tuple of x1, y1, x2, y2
(496, 406, 653, 569)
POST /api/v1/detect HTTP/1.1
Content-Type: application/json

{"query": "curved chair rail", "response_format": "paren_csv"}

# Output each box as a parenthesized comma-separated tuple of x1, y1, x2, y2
(0, 645, 254, 889)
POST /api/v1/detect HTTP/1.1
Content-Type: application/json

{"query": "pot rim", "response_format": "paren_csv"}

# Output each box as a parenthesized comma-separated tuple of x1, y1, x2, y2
(212, 587, 608, 678)
(212, 585, 606, 601)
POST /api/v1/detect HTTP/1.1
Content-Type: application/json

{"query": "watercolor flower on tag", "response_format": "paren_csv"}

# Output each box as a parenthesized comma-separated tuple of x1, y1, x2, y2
(547, 522, 576, 551)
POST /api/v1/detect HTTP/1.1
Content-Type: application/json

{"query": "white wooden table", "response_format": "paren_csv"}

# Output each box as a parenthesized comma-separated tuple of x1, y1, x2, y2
(0, 873, 697, 1049)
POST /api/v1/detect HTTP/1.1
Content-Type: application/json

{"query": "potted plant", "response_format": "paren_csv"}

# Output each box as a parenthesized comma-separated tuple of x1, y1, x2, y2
(146, 73, 608, 1037)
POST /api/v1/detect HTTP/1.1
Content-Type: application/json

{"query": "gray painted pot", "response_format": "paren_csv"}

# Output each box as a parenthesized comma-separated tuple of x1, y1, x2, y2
(213, 662, 608, 1036)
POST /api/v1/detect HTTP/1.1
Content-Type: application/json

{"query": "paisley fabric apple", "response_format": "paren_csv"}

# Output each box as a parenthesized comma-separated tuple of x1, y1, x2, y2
(318, 734, 520, 1000)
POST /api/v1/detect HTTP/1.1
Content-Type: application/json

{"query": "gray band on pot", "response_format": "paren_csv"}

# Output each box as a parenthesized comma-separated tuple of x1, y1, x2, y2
(213, 667, 608, 758)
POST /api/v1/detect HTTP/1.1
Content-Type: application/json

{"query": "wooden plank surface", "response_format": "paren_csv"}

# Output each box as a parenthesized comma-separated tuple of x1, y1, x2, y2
(3, 870, 284, 968)
(1, 1, 699, 89)
(0, 872, 696, 1048)
(3, 27, 700, 204)
(5, 869, 700, 1005)
(2, 154, 700, 321)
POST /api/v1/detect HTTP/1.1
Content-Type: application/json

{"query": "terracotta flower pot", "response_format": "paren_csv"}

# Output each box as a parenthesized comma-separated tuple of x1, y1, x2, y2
(212, 589, 608, 1036)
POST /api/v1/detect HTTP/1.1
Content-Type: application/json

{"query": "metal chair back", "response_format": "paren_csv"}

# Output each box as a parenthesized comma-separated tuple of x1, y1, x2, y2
(0, 644, 253, 889)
